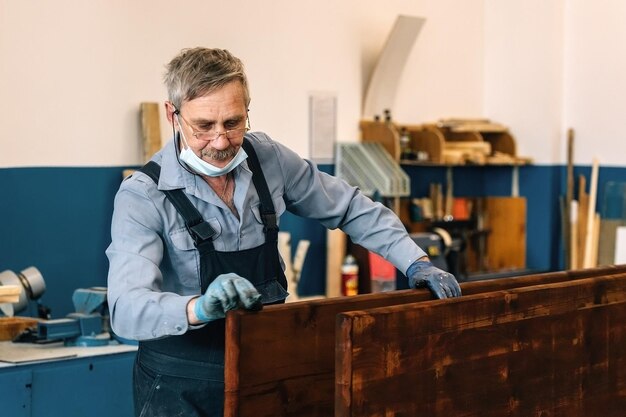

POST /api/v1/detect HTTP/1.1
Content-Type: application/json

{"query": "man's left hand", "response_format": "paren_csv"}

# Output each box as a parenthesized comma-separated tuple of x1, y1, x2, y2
(406, 259, 462, 299)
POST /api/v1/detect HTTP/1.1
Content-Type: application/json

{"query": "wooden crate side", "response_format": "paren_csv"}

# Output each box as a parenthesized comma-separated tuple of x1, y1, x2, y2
(336, 274, 626, 417)
(224, 265, 626, 417)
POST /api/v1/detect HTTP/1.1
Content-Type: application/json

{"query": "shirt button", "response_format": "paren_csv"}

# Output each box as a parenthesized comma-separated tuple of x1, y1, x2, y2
(175, 325, 183, 331)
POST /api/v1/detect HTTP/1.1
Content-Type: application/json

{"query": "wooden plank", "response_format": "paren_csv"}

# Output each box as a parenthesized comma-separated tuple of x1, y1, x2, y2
(584, 158, 600, 268)
(224, 265, 626, 417)
(0, 285, 21, 296)
(570, 200, 579, 269)
(591, 213, 601, 267)
(122, 103, 163, 179)
(325, 229, 346, 298)
(598, 219, 626, 266)
(0, 285, 21, 303)
(577, 175, 589, 268)
(336, 273, 626, 417)
(140, 102, 162, 163)
(484, 197, 526, 271)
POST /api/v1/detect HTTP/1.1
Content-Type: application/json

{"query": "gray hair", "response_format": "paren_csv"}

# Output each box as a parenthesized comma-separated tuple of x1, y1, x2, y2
(164, 47, 250, 110)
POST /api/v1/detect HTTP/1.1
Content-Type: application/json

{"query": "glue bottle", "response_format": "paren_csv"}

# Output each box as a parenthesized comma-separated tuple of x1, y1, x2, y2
(341, 254, 359, 296)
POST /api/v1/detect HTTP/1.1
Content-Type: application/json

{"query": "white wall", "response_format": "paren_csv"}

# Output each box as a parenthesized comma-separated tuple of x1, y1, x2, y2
(483, 0, 565, 164)
(1, 0, 626, 167)
(562, 0, 626, 166)
(483, 0, 626, 166)
(0, 0, 485, 167)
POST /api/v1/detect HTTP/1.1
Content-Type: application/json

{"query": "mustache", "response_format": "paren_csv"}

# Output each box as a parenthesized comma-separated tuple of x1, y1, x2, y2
(200, 146, 238, 161)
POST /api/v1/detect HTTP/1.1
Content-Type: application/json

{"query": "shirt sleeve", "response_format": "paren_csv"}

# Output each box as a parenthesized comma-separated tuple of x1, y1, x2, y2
(252, 134, 427, 274)
(106, 174, 196, 341)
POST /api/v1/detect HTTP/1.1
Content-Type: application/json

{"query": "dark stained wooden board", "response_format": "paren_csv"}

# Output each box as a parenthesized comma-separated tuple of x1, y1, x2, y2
(336, 273, 626, 416)
(224, 265, 626, 417)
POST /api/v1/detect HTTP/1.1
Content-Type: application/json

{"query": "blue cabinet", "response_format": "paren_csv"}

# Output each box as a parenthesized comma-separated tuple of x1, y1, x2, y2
(0, 349, 136, 417)
(0, 368, 31, 417)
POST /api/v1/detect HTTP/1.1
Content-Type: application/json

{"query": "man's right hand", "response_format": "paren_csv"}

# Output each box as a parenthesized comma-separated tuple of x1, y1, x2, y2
(193, 273, 262, 322)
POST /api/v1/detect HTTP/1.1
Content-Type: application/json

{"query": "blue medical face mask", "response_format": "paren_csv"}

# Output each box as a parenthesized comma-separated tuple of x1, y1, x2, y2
(176, 115, 248, 177)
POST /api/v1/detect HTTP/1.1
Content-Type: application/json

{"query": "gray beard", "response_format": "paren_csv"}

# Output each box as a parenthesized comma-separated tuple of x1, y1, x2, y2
(201, 146, 237, 161)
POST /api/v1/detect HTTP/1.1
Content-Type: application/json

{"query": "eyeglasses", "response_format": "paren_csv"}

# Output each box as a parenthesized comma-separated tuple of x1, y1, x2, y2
(177, 112, 250, 142)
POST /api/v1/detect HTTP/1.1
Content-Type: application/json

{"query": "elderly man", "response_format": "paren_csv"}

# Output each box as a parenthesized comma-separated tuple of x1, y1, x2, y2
(106, 47, 461, 417)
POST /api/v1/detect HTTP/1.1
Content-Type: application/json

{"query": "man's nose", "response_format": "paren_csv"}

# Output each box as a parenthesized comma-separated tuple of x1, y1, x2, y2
(210, 133, 232, 149)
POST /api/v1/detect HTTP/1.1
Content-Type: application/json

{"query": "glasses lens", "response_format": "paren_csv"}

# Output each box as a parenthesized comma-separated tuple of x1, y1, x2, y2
(225, 127, 247, 140)
(188, 118, 249, 141)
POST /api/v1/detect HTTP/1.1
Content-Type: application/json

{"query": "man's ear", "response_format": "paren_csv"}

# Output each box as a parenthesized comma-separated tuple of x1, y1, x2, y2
(164, 101, 177, 125)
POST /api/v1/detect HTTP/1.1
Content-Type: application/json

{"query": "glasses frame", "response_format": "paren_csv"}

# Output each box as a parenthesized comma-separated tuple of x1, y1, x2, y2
(177, 111, 250, 142)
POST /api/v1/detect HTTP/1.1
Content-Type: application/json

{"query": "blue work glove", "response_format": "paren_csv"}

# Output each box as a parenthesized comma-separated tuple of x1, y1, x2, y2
(406, 259, 462, 299)
(194, 273, 263, 322)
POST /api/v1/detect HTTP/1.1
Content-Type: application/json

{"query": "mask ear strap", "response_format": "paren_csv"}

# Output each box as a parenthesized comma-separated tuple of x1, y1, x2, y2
(172, 107, 182, 131)
(173, 112, 193, 151)
(171, 106, 182, 144)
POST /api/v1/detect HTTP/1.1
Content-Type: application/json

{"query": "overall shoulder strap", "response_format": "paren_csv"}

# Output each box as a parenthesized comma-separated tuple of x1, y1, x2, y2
(138, 161, 216, 245)
(241, 139, 278, 239)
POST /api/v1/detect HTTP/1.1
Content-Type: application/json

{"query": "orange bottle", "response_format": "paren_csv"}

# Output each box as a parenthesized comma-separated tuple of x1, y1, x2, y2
(341, 255, 359, 296)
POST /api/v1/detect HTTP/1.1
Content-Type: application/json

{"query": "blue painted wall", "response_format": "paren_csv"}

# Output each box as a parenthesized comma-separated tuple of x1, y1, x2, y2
(2, 164, 624, 317)
(0, 165, 334, 317)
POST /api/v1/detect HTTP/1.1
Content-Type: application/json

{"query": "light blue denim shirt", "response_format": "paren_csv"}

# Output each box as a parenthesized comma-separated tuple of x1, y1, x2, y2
(106, 132, 426, 340)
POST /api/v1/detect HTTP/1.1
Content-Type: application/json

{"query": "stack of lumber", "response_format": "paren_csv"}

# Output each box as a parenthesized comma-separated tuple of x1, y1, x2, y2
(568, 158, 601, 269)
(565, 129, 626, 267)
(563, 131, 613, 269)
(442, 141, 491, 165)
(435, 118, 531, 165)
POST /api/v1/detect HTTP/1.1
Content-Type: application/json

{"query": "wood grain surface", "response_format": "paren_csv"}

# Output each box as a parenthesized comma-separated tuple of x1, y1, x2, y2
(224, 265, 626, 417)
(336, 273, 626, 416)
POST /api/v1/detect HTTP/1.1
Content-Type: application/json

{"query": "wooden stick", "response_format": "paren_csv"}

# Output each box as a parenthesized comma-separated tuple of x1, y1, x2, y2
(591, 213, 601, 267)
(570, 200, 578, 270)
(583, 158, 599, 268)
(577, 175, 588, 269)
(565, 128, 574, 269)
(445, 166, 453, 219)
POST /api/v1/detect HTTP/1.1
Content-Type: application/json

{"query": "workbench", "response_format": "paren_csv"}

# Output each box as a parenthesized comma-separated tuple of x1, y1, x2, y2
(0, 341, 136, 417)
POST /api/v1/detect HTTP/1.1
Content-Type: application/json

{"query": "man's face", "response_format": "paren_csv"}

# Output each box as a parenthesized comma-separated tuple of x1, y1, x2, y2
(174, 81, 248, 168)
